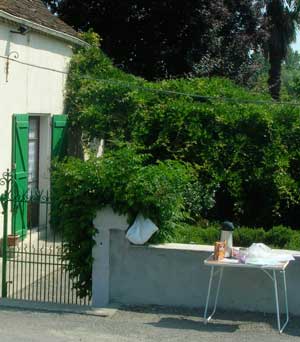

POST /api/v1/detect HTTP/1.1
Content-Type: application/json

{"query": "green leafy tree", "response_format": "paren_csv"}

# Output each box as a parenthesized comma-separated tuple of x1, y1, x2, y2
(264, 0, 300, 100)
(281, 47, 300, 98)
(42, 0, 57, 11)
(251, 48, 300, 99)
(43, 0, 266, 84)
(285, 46, 300, 69)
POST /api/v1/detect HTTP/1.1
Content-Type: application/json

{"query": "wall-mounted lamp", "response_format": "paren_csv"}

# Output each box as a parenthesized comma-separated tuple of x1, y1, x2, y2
(10, 25, 30, 35)
(5, 51, 19, 83)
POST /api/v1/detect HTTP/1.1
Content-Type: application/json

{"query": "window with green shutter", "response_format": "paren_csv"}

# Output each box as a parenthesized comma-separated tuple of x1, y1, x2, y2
(11, 114, 68, 237)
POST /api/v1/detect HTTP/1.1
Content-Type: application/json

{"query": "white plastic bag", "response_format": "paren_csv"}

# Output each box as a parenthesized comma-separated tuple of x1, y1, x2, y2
(126, 213, 159, 245)
(245, 243, 294, 265)
(247, 243, 272, 259)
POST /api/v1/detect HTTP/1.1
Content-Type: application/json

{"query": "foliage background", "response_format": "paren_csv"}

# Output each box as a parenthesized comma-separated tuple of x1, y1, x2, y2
(65, 33, 300, 230)
(43, 0, 266, 84)
(51, 32, 300, 297)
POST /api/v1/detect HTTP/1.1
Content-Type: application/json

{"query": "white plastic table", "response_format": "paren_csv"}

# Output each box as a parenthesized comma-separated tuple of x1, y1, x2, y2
(203, 254, 290, 333)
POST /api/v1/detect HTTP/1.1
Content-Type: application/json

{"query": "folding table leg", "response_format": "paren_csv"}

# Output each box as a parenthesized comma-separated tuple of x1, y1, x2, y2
(273, 270, 281, 332)
(204, 266, 214, 323)
(204, 266, 224, 324)
(273, 269, 289, 334)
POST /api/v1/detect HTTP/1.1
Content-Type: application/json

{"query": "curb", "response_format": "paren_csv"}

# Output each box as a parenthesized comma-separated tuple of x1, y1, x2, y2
(0, 299, 119, 317)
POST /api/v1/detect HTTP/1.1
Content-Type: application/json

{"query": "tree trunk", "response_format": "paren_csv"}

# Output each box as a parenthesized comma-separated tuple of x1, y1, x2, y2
(268, 49, 282, 101)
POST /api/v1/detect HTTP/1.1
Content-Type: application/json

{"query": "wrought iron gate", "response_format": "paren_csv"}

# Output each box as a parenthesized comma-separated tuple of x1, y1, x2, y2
(0, 171, 90, 306)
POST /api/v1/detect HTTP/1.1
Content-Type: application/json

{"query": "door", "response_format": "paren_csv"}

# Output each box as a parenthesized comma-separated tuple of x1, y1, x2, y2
(28, 117, 40, 228)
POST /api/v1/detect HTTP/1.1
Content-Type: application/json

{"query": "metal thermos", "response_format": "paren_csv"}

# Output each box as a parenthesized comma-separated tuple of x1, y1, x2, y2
(220, 221, 234, 258)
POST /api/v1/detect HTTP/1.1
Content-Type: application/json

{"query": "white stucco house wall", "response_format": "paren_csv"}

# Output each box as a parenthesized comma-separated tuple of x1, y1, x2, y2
(0, 0, 84, 237)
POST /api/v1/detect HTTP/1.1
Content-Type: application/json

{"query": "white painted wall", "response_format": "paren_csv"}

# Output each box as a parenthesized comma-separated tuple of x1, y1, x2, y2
(92, 209, 300, 317)
(93, 207, 129, 307)
(0, 20, 73, 236)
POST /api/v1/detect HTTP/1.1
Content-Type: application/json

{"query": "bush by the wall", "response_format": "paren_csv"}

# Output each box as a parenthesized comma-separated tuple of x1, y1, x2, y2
(172, 224, 300, 250)
(265, 226, 295, 249)
(234, 227, 267, 247)
(52, 145, 199, 297)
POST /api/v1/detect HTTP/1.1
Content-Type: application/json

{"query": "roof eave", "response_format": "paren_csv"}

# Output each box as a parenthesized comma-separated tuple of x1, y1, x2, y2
(0, 9, 87, 47)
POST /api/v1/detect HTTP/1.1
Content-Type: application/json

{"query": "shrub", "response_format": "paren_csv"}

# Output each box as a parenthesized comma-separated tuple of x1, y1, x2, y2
(265, 226, 295, 249)
(234, 227, 266, 247)
(285, 231, 300, 251)
(52, 145, 197, 297)
(201, 227, 220, 245)
(173, 225, 220, 245)
(172, 224, 300, 250)
(183, 181, 217, 224)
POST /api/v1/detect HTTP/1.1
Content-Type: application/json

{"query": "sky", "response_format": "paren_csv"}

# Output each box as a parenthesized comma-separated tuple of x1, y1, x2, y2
(292, 31, 300, 52)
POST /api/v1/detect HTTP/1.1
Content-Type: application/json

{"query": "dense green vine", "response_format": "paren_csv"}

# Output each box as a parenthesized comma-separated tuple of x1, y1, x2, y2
(66, 32, 300, 229)
(52, 146, 198, 297)
(57, 32, 300, 297)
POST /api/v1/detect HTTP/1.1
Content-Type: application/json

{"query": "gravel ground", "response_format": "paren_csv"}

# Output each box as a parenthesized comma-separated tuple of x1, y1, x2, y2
(0, 305, 299, 342)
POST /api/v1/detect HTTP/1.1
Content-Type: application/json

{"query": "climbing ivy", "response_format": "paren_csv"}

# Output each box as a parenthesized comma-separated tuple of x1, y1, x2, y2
(52, 145, 198, 297)
(57, 32, 300, 297)
(65, 32, 300, 229)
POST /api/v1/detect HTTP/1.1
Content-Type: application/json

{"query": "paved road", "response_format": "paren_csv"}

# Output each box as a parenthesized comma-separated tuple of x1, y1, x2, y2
(0, 305, 299, 341)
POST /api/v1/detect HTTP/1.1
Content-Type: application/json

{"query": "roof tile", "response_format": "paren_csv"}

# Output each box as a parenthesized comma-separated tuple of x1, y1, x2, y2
(0, 0, 79, 39)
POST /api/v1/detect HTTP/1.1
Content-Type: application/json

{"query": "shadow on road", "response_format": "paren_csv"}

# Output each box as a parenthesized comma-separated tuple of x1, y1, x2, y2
(146, 317, 238, 332)
(118, 304, 300, 337)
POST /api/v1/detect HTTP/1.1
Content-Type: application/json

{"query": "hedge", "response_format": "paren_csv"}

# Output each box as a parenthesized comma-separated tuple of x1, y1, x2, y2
(173, 225, 300, 251)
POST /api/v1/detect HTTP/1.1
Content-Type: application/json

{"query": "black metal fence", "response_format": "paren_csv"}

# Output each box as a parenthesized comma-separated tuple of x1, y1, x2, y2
(0, 171, 91, 306)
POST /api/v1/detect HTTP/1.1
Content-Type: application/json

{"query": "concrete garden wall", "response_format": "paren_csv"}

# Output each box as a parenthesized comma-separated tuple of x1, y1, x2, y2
(93, 208, 300, 316)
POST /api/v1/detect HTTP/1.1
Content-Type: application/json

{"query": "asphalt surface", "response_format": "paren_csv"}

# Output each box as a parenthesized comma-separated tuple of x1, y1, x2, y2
(0, 305, 299, 341)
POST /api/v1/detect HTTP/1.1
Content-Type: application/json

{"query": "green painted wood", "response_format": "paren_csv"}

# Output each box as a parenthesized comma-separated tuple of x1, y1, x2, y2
(12, 114, 29, 238)
(51, 115, 68, 231)
(51, 115, 68, 160)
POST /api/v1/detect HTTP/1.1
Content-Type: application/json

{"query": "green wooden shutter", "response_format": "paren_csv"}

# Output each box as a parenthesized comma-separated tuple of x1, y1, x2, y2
(51, 115, 68, 160)
(51, 115, 68, 231)
(12, 114, 29, 238)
